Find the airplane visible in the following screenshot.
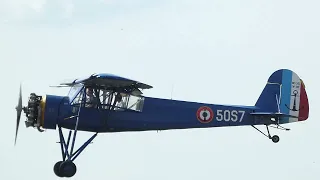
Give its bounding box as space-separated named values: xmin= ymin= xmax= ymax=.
xmin=14 ymin=69 xmax=309 ymax=178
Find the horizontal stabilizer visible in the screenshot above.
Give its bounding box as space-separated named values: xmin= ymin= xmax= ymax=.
xmin=250 ymin=112 xmax=299 ymax=118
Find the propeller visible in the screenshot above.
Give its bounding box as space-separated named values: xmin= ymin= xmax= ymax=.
xmin=15 ymin=83 xmax=23 ymax=146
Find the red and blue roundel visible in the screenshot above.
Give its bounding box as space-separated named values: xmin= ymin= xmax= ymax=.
xmin=196 ymin=106 xmax=214 ymax=123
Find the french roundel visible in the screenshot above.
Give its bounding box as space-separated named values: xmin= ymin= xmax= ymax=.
xmin=196 ymin=106 xmax=214 ymax=123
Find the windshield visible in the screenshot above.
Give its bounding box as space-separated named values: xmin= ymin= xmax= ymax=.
xmin=67 ymin=84 xmax=83 ymax=102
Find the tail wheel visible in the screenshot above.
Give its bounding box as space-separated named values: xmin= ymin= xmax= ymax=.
xmin=271 ymin=135 xmax=280 ymax=143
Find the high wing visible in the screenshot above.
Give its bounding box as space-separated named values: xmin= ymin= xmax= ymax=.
xmin=60 ymin=73 xmax=153 ymax=95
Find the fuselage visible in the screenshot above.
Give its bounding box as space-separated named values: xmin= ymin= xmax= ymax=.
xmin=21 ymin=69 xmax=309 ymax=134
xmin=39 ymin=94 xmax=263 ymax=133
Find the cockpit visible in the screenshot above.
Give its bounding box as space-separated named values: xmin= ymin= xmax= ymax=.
xmin=67 ymin=84 xmax=145 ymax=112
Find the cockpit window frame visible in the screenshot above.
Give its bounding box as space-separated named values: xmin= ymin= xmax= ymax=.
xmin=68 ymin=85 xmax=145 ymax=112
xmin=68 ymin=84 xmax=84 ymax=103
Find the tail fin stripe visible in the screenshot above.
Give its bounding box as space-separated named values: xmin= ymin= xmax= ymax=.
xmin=288 ymin=72 xmax=301 ymax=122
xmin=298 ymin=79 xmax=309 ymax=121
xmin=280 ymin=70 xmax=292 ymax=123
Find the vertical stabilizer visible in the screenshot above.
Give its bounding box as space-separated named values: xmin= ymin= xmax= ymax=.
xmin=255 ymin=69 xmax=309 ymax=124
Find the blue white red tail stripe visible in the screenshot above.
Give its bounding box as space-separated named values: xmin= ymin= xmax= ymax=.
xmin=255 ymin=69 xmax=309 ymax=124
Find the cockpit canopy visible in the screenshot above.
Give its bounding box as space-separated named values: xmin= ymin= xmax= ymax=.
xmin=67 ymin=84 xmax=145 ymax=112
xmin=64 ymin=73 xmax=152 ymax=112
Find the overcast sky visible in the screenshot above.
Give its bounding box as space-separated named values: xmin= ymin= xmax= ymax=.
xmin=1 ymin=0 xmax=319 ymax=179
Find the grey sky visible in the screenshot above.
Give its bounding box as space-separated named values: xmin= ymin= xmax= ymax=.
xmin=1 ymin=0 xmax=319 ymax=179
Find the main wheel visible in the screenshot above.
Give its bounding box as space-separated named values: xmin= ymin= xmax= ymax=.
xmin=59 ymin=161 xmax=77 ymax=178
xmin=271 ymin=135 xmax=280 ymax=143
xmin=53 ymin=161 xmax=64 ymax=177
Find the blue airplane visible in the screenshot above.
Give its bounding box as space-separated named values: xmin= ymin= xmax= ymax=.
xmin=14 ymin=69 xmax=309 ymax=178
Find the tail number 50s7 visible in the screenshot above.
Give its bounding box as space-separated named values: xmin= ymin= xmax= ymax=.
xmin=216 ymin=110 xmax=245 ymax=122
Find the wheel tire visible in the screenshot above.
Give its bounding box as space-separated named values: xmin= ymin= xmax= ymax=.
xmin=271 ymin=135 xmax=280 ymax=143
xmin=53 ymin=161 xmax=64 ymax=177
xmin=60 ymin=161 xmax=77 ymax=178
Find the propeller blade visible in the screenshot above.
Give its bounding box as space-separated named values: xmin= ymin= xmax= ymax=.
xmin=15 ymin=83 xmax=22 ymax=146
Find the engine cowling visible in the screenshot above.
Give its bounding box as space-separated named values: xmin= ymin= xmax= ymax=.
xmin=41 ymin=95 xmax=68 ymax=129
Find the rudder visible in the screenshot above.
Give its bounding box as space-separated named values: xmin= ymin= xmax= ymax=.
xmin=255 ymin=69 xmax=309 ymax=124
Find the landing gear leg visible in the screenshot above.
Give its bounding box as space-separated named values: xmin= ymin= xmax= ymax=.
xmin=251 ymin=125 xmax=281 ymax=143
xmin=54 ymin=91 xmax=98 ymax=178
xmin=54 ymin=126 xmax=98 ymax=178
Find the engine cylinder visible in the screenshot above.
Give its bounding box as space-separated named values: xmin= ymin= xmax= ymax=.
xmin=23 ymin=93 xmax=42 ymax=128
